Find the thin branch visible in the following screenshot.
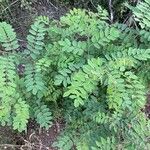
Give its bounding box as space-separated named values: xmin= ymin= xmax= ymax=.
xmin=90 ymin=0 xmax=97 ymax=9
xmin=0 ymin=0 xmax=19 ymax=15
xmin=108 ymin=0 xmax=114 ymax=24
xmin=47 ymin=0 xmax=58 ymax=10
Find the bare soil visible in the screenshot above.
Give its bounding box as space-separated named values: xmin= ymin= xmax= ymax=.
xmin=0 ymin=119 xmax=64 ymax=150
xmin=7 ymin=0 xmax=68 ymax=44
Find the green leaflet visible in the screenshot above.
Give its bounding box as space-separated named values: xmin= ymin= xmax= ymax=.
xmin=24 ymin=64 xmax=47 ymax=98
xmin=34 ymin=103 xmax=53 ymax=129
xmin=13 ymin=97 xmax=29 ymax=132
xmin=53 ymin=133 xmax=74 ymax=150
xmin=26 ymin=16 xmax=49 ymax=59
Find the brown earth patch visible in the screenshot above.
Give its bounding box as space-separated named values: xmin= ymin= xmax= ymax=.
xmin=0 ymin=119 xmax=64 ymax=150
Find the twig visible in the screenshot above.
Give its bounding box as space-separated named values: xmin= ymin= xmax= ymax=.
xmin=24 ymin=132 xmax=50 ymax=150
xmin=90 ymin=0 xmax=97 ymax=9
xmin=47 ymin=0 xmax=58 ymax=10
xmin=0 ymin=0 xmax=19 ymax=15
xmin=0 ymin=144 xmax=21 ymax=147
xmin=55 ymin=120 xmax=60 ymax=132
xmin=108 ymin=0 xmax=114 ymax=24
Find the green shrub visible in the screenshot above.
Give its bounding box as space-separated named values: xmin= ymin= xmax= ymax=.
xmin=0 ymin=16 xmax=53 ymax=132
xmin=49 ymin=4 xmax=150 ymax=149
xmin=0 ymin=1 xmax=150 ymax=149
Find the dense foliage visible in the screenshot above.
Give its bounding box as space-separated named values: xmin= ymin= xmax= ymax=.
xmin=0 ymin=0 xmax=150 ymax=149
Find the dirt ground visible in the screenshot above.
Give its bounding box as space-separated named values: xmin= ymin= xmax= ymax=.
xmin=6 ymin=0 xmax=68 ymax=45
xmin=0 ymin=119 xmax=64 ymax=150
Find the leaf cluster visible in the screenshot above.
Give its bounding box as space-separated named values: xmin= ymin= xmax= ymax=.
xmin=0 ymin=2 xmax=150 ymax=149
